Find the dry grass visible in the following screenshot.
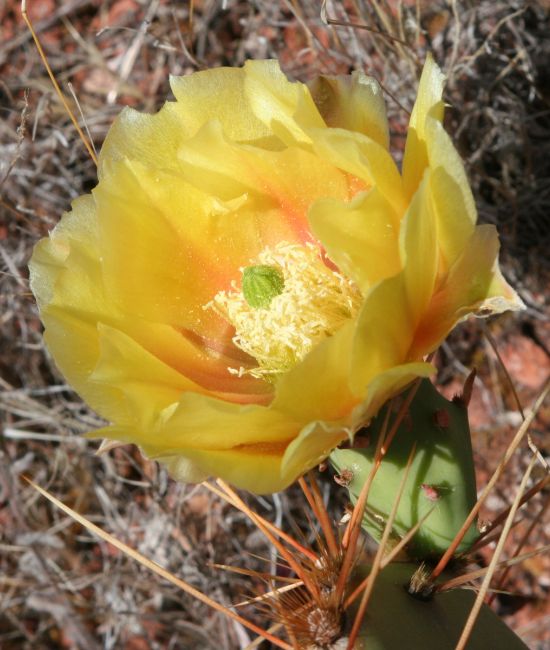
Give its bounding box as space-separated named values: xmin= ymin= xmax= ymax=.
xmin=1 ymin=1 xmax=549 ymax=648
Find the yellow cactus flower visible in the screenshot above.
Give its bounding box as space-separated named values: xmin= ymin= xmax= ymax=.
xmin=30 ymin=57 xmax=523 ymax=493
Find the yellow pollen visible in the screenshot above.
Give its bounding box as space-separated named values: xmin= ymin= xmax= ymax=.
xmin=209 ymin=242 xmax=362 ymax=379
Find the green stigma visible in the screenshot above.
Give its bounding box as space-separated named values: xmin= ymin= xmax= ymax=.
xmin=242 ymin=264 xmax=285 ymax=309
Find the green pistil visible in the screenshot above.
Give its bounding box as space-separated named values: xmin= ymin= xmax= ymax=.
xmin=242 ymin=264 xmax=285 ymax=309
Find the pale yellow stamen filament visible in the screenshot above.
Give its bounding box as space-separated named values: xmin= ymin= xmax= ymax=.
xmin=209 ymin=242 xmax=362 ymax=379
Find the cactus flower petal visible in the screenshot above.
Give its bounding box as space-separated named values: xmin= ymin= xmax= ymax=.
xmin=308 ymin=71 xmax=390 ymax=148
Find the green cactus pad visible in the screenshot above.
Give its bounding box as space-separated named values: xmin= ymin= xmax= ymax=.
xmin=331 ymin=379 xmax=479 ymax=558
xmin=348 ymin=563 xmax=528 ymax=650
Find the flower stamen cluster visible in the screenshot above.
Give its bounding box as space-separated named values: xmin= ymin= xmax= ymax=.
xmin=210 ymin=242 xmax=362 ymax=379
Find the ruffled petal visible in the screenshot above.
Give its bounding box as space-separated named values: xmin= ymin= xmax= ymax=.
xmin=244 ymin=59 xmax=325 ymax=146
xmin=399 ymin=171 xmax=438 ymax=324
xmin=100 ymin=64 xmax=284 ymax=175
xmin=352 ymin=362 xmax=435 ymax=425
xmin=94 ymin=431 xmax=293 ymax=495
xmin=170 ymin=65 xmax=278 ymax=145
xmin=103 ymin=392 xmax=299 ymax=452
xmin=338 ymin=172 xmax=441 ymax=413
xmin=32 ymin=182 xmax=268 ymax=404
xmin=90 ymin=324 xmax=192 ymax=427
xmin=99 ymin=103 xmax=192 ymax=176
xmin=39 ymin=309 xmax=130 ymax=425
xmin=155 ymin=454 xmax=209 ymax=485
xmin=281 ymin=421 xmax=348 ymax=487
xmin=90 ymin=324 xmax=264 ymax=428
xmin=273 ymin=320 xmax=357 ymax=422
xmin=425 ymin=117 xmax=476 ymax=271
xmin=30 ymin=195 xmax=104 ymax=313
xmin=411 ymin=225 xmax=525 ymax=357
xmin=94 ymin=394 xmax=302 ymax=493
xmin=308 ymin=187 xmax=400 ymax=292
xmin=29 ymin=196 xmax=130 ymax=424
xmin=122 ymin=321 xmax=270 ymax=401
xmin=308 ymin=72 xmax=389 ymax=148
xmin=350 ymin=273 xmax=415 ymax=396
xmin=177 ymin=120 xmax=350 ymax=242
xmin=160 ymin=447 xmax=286 ymax=494
xmin=307 ymin=128 xmax=407 ymax=215
xmin=94 ymin=158 xmax=248 ymax=338
xmin=408 ymin=54 xmax=446 ymax=134
xmin=402 ymin=53 xmax=445 ymax=197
